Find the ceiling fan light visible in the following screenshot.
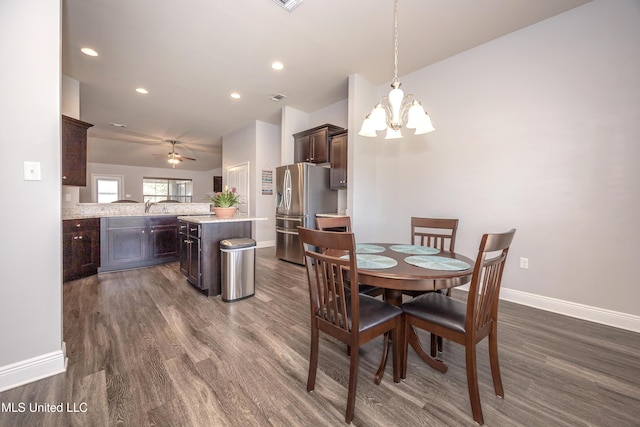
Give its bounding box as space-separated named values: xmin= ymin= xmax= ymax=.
xmin=168 ymin=157 xmax=180 ymax=165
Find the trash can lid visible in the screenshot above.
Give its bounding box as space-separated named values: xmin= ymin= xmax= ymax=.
xmin=220 ymin=238 xmax=256 ymax=249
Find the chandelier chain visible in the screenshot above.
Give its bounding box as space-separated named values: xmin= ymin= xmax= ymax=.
xmin=393 ymin=0 xmax=399 ymax=83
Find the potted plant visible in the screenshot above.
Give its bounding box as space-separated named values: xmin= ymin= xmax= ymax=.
xmin=210 ymin=186 xmax=240 ymax=218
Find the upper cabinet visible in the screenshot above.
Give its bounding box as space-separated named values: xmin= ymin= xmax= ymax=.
xmin=293 ymin=124 xmax=344 ymax=164
xmin=62 ymin=115 xmax=93 ymax=186
xmin=329 ymin=131 xmax=348 ymax=189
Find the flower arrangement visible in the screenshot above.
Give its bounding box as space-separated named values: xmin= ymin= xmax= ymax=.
xmin=211 ymin=185 xmax=240 ymax=208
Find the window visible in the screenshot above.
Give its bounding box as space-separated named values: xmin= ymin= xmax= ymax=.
xmin=92 ymin=174 xmax=124 ymax=203
xmin=143 ymin=177 xmax=193 ymax=203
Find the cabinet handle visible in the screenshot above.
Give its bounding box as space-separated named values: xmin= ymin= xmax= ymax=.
xmin=190 ymin=227 xmax=197 ymax=232
xmin=75 ymin=223 xmax=81 ymax=227
xmin=141 ymin=230 xmax=145 ymax=234
xmin=78 ymin=236 xmax=83 ymax=240
xmin=311 ymin=136 xmax=315 ymax=160
xmin=62 ymin=176 xmax=67 ymax=180
xmin=150 ymin=230 xmax=154 ymax=233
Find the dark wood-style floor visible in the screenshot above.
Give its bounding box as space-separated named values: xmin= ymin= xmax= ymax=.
xmin=1 ymin=247 xmax=639 ymax=426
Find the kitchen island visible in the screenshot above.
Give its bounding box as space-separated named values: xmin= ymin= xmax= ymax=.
xmin=177 ymin=215 xmax=267 ymax=296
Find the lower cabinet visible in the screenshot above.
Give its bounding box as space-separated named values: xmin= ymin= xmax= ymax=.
xmin=178 ymin=219 xmax=251 ymax=296
xmin=63 ymin=218 xmax=100 ymax=281
xmin=179 ymin=221 xmax=201 ymax=287
xmin=99 ymin=216 xmax=179 ymax=273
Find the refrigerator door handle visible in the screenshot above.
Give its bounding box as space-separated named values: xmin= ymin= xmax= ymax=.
xmin=276 ymin=215 xmax=303 ymax=222
xmin=284 ymin=169 xmax=292 ymax=211
xmin=276 ymin=227 xmax=299 ymax=235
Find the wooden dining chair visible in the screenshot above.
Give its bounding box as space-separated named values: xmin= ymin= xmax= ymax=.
xmin=401 ymin=229 xmax=516 ymax=425
xmin=298 ymin=227 xmax=402 ymax=424
xmin=411 ymin=216 xmax=459 ymax=254
xmin=316 ymin=216 xmax=383 ymax=298
xmin=409 ymin=217 xmax=460 ymax=354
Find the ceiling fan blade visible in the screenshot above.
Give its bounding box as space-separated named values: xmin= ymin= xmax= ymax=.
xmin=175 ymin=154 xmax=196 ymax=161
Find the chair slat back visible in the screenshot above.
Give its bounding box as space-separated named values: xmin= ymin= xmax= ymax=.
xmin=411 ymin=217 xmax=459 ymax=251
xmin=298 ymin=227 xmax=359 ymax=335
xmin=466 ymin=230 xmax=516 ymax=336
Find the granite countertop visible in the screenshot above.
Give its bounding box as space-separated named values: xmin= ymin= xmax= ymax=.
xmin=316 ymin=213 xmax=349 ymax=218
xmin=177 ymin=215 xmax=268 ymax=224
xmin=63 ymin=212 xmax=189 ymax=220
xmin=62 ymin=202 xmax=214 ymax=220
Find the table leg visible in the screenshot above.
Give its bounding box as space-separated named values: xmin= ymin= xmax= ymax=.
xmin=374 ymin=332 xmax=389 ymax=385
xmin=375 ymin=289 xmax=449 ymax=382
xmin=407 ymin=326 xmax=448 ymax=373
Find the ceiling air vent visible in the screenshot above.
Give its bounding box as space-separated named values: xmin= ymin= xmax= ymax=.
xmin=271 ymin=94 xmax=287 ymax=102
xmin=272 ymin=0 xmax=303 ymax=12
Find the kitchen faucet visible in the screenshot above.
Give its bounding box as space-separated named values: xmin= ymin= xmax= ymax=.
xmin=145 ymin=200 xmax=157 ymax=213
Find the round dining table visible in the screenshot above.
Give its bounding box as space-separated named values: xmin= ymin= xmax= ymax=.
xmin=352 ymin=243 xmax=475 ymax=381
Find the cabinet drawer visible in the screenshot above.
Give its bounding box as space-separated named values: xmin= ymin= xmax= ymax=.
xmin=187 ymin=223 xmax=201 ymax=238
xmin=106 ymin=217 xmax=147 ymax=229
xmin=63 ymin=217 xmax=100 ymax=233
xmin=149 ymin=216 xmax=178 ymax=227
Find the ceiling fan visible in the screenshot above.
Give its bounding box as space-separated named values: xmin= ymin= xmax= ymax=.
xmin=158 ymin=140 xmax=196 ymax=168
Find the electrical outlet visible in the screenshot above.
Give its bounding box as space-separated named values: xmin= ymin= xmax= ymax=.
xmin=520 ymin=257 xmax=529 ymax=269
xmin=24 ymin=161 xmax=41 ymax=181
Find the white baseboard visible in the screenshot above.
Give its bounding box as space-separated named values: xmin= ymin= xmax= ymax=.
xmin=498 ymin=287 xmax=640 ymax=333
xmin=256 ymin=240 xmax=275 ymax=248
xmin=0 ymin=346 xmax=67 ymax=393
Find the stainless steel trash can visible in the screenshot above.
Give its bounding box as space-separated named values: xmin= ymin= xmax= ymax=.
xmin=220 ymin=238 xmax=256 ymax=302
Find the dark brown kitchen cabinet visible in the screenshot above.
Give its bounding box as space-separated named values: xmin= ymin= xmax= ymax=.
xmin=330 ymin=131 xmax=348 ymax=189
xmin=99 ymin=216 xmax=179 ymax=273
xmin=179 ymin=221 xmax=201 ymax=286
xmin=63 ymin=218 xmax=100 ymax=281
xmin=61 ymin=115 xmax=92 ymax=187
xmin=149 ymin=217 xmax=180 ymax=259
xmin=293 ymin=124 xmax=344 ymax=164
xmin=178 ymin=219 xmax=251 ymax=296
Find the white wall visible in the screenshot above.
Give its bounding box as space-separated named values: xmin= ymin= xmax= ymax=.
xmin=255 ymin=122 xmax=281 ymax=246
xmin=223 ymin=121 xmax=281 ymax=246
xmin=61 ymin=76 xmax=81 ymax=208
xmin=349 ymin=0 xmax=640 ymax=328
xmin=0 ymin=0 xmax=66 ymax=390
xmin=280 ymin=106 xmax=308 ymax=165
xmin=79 ymin=163 xmax=221 ymax=203
xmin=309 ymin=99 xmax=348 ymax=130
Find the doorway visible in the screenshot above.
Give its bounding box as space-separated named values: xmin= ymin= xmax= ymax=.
xmin=227 ymin=162 xmax=250 ymax=215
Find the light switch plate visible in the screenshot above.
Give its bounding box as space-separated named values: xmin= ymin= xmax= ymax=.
xmin=24 ymin=161 xmax=42 ymax=181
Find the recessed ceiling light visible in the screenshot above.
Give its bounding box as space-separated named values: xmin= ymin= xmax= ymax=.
xmin=136 ymin=88 xmax=148 ymax=94
xmin=271 ymin=61 xmax=284 ymax=70
xmin=109 ymin=122 xmax=127 ymax=128
xmin=230 ymin=92 xmax=241 ymax=99
xmin=81 ymin=47 xmax=98 ymax=57
xmin=271 ymin=94 xmax=287 ymax=102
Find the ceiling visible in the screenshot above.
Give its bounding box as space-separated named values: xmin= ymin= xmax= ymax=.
xmin=62 ymin=0 xmax=591 ymax=171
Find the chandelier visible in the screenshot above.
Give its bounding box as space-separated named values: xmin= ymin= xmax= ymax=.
xmin=359 ymin=0 xmax=435 ymax=139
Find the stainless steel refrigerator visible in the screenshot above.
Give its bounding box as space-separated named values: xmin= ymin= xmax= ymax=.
xmin=275 ymin=163 xmax=337 ymax=264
